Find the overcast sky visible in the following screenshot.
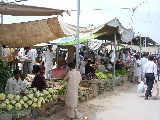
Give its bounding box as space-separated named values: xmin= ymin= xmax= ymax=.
xmin=3 ymin=0 xmax=160 ymax=44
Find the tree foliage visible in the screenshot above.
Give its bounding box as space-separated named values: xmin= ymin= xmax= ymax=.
xmin=0 ymin=59 xmax=13 ymax=93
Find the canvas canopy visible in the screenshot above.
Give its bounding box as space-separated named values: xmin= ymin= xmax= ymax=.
xmin=0 ymin=2 xmax=65 ymax=16
xmin=0 ymin=17 xmax=68 ymax=47
xmin=0 ymin=2 xmax=132 ymax=47
xmin=0 ymin=17 xmax=118 ymax=47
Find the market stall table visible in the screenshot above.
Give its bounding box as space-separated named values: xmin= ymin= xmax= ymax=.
xmin=8 ymin=60 xmax=32 ymax=74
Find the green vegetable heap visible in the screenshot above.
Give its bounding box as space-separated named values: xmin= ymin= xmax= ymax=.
xmin=95 ymin=72 xmax=113 ymax=79
xmin=56 ymin=86 xmax=66 ymax=95
xmin=115 ymin=70 xmax=130 ymax=76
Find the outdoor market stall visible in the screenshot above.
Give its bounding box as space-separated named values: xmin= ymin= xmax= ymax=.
xmin=0 ymin=2 xmax=134 ymax=119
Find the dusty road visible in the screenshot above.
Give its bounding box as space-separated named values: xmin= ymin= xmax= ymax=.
xmin=93 ymin=81 xmax=160 ymax=120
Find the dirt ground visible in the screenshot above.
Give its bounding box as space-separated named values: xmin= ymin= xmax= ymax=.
xmin=40 ymin=80 xmax=135 ymax=120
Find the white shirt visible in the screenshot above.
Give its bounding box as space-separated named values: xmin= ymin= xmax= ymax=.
xmin=26 ymin=50 xmax=33 ymax=62
xmin=134 ymin=59 xmax=141 ymax=76
xmin=141 ymin=57 xmax=148 ymax=74
xmin=2 ymin=48 xmax=10 ymax=56
xmin=5 ymin=77 xmax=26 ymax=95
xmin=42 ymin=49 xmax=56 ymax=62
xmin=18 ymin=48 xmax=25 ymax=57
xmin=31 ymin=49 xmax=37 ymax=62
xmin=143 ymin=60 xmax=157 ymax=79
xmin=42 ymin=49 xmax=56 ymax=71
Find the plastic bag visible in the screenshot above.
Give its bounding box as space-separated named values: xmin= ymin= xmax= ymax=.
xmin=137 ymin=81 xmax=145 ymax=93
xmin=152 ymin=81 xmax=159 ymax=97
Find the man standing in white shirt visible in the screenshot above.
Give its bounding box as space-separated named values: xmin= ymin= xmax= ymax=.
xmin=25 ymin=47 xmax=34 ymax=74
xmin=143 ymin=56 xmax=157 ymax=100
xmin=133 ymin=55 xmax=141 ymax=84
xmin=42 ymin=45 xmax=56 ymax=80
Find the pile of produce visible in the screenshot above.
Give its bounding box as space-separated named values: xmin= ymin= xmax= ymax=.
xmin=0 ymin=88 xmax=58 ymax=113
xmin=115 ymin=70 xmax=130 ymax=76
xmin=82 ymin=73 xmax=98 ymax=80
xmin=80 ymin=81 xmax=91 ymax=87
xmin=95 ymin=72 xmax=113 ymax=79
xmin=56 ymin=86 xmax=66 ymax=95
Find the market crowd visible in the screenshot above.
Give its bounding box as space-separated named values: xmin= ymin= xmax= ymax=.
xmin=1 ymin=45 xmax=160 ymax=119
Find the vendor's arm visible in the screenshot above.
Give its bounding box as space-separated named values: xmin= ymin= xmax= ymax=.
xmin=42 ymin=78 xmax=47 ymax=88
xmin=103 ymin=66 xmax=109 ymax=73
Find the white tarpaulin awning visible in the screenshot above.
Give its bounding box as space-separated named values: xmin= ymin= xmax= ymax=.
xmin=88 ymin=40 xmax=102 ymax=50
xmin=96 ymin=18 xmax=134 ymax=43
xmin=0 ymin=2 xmax=65 ymax=16
xmin=107 ymin=18 xmax=134 ymax=43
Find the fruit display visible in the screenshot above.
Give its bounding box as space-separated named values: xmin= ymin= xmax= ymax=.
xmin=82 ymin=73 xmax=98 ymax=80
xmin=95 ymin=72 xmax=113 ymax=79
xmin=115 ymin=70 xmax=130 ymax=76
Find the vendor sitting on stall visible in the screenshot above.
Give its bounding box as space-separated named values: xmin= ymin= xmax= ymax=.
xmin=95 ymin=61 xmax=109 ymax=73
xmin=5 ymin=69 xmax=26 ymax=95
xmin=115 ymin=60 xmax=122 ymax=70
xmin=85 ymin=60 xmax=95 ymax=74
xmin=31 ymin=66 xmax=47 ymax=91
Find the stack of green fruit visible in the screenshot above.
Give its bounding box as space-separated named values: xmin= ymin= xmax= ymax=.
xmin=95 ymin=72 xmax=113 ymax=79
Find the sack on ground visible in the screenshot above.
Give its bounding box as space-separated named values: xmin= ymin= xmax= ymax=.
xmin=137 ymin=81 xmax=145 ymax=93
xmin=152 ymin=81 xmax=159 ymax=97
